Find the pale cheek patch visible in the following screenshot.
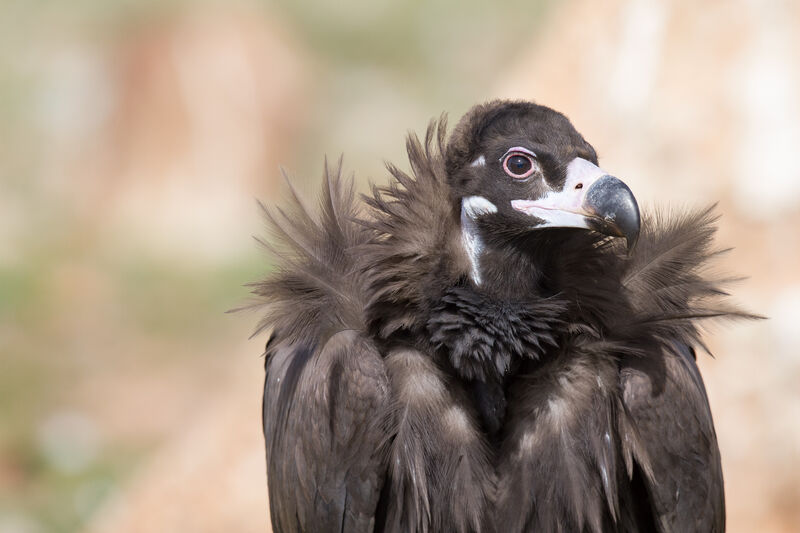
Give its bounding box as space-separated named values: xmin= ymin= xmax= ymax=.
xmin=470 ymin=155 xmax=486 ymax=167
xmin=462 ymin=195 xmax=497 ymax=218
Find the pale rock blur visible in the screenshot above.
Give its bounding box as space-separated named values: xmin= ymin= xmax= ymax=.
xmin=40 ymin=6 xmax=307 ymax=262
xmin=84 ymin=360 xmax=269 ymax=533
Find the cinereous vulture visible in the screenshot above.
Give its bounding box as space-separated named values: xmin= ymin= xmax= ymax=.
xmin=248 ymin=100 xmax=753 ymax=532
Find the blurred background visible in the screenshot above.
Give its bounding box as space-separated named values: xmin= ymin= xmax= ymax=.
xmin=1 ymin=0 xmax=798 ymax=531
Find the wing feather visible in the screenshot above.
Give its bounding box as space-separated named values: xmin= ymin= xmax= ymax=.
xmin=263 ymin=330 xmax=391 ymax=532
xmin=251 ymin=162 xmax=390 ymax=532
xmin=618 ymin=342 xmax=725 ymax=532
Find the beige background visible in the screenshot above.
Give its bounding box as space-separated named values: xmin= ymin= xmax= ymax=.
xmin=0 ymin=1 xmax=797 ymax=532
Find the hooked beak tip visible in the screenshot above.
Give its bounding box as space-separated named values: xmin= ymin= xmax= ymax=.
xmin=583 ymin=175 xmax=641 ymax=249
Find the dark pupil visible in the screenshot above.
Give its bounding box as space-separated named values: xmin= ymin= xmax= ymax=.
xmin=508 ymin=155 xmax=531 ymax=175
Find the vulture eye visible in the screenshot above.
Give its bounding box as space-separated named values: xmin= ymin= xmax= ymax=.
xmin=502 ymin=152 xmax=536 ymax=179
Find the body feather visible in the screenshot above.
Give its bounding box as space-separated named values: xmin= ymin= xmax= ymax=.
xmin=249 ymin=106 xmax=752 ymax=532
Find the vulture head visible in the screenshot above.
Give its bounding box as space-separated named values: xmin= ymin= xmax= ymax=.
xmin=445 ymin=101 xmax=641 ymax=284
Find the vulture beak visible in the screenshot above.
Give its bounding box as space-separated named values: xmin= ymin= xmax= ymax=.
xmin=511 ymin=157 xmax=641 ymax=249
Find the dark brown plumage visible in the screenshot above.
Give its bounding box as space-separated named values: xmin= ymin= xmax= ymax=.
xmin=248 ymin=100 xmax=753 ymax=532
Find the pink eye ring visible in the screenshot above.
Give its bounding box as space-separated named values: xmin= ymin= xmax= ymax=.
xmin=502 ymin=152 xmax=536 ymax=179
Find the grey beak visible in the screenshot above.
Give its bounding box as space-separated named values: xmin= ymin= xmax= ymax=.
xmin=583 ymin=175 xmax=641 ymax=250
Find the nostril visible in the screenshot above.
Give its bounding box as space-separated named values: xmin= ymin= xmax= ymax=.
xmin=575 ymin=183 xmax=583 ymax=190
